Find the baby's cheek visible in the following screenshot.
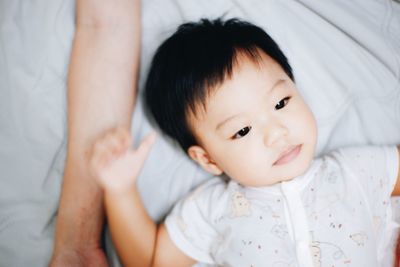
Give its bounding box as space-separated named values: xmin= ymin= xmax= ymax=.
xmin=225 ymin=158 xmax=253 ymax=183
xmin=294 ymin=106 xmax=317 ymax=138
xmin=306 ymin=111 xmax=318 ymax=142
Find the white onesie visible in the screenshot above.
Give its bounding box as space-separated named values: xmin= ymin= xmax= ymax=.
xmin=165 ymin=146 xmax=399 ymax=267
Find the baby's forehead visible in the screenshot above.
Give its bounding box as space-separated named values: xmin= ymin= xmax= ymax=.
xmin=186 ymin=51 xmax=286 ymax=126
xmin=202 ymin=54 xmax=281 ymax=100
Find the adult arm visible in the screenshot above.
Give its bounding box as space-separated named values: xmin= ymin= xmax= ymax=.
xmin=50 ymin=0 xmax=141 ymax=266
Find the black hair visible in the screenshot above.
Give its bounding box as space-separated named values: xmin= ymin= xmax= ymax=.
xmin=144 ymin=18 xmax=294 ymax=152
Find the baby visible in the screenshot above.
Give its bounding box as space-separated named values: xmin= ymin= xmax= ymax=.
xmin=90 ymin=19 xmax=400 ymax=267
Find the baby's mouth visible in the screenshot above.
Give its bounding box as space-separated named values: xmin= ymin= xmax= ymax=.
xmin=273 ymin=145 xmax=302 ymax=166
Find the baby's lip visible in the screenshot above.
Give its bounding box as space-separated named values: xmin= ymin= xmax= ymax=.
xmin=273 ymin=145 xmax=302 ymax=166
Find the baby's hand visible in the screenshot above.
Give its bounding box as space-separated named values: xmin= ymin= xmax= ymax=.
xmin=90 ymin=127 xmax=156 ymax=193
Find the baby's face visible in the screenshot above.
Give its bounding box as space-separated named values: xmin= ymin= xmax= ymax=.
xmin=188 ymin=52 xmax=317 ymax=187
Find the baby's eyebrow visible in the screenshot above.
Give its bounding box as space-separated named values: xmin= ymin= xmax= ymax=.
xmin=215 ymin=79 xmax=285 ymax=131
xmin=216 ymin=113 xmax=241 ymax=131
xmin=268 ymin=79 xmax=285 ymax=94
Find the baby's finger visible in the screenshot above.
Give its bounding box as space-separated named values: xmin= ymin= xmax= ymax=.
xmin=113 ymin=127 xmax=133 ymax=153
xmin=134 ymin=132 xmax=157 ymax=164
xmin=89 ymin=144 xmax=108 ymax=180
xmin=103 ymin=132 xmax=124 ymax=155
xmin=91 ymin=140 xmax=112 ymax=171
xmin=91 ymin=139 xmax=108 ymax=161
xmin=96 ymin=132 xmax=124 ymax=163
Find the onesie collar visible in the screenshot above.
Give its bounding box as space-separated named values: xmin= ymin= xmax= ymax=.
xmin=245 ymin=158 xmax=322 ymax=197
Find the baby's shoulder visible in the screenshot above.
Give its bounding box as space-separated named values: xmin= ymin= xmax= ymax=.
xmin=319 ymin=145 xmax=396 ymax=167
xmin=172 ymin=176 xmax=237 ymax=222
xmin=312 ymin=145 xmax=397 ymax=186
xmin=182 ymin=176 xmax=232 ymax=206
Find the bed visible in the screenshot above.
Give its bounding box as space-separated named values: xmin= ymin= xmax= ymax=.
xmin=0 ymin=0 xmax=399 ymax=266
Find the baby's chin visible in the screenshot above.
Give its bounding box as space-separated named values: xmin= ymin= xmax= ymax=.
xmin=233 ymin=174 xmax=294 ymax=188
xmin=263 ymin=175 xmax=297 ymax=187
xmin=227 ymin=147 xmax=315 ymax=187
xmin=247 ymin=173 xmax=305 ymax=187
xmin=279 ymin=161 xmax=313 ymax=182
xmin=275 ymin=145 xmax=314 ymax=178
xmin=261 ymin=160 xmax=313 ymax=186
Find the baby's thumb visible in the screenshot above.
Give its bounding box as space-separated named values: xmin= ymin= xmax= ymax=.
xmin=134 ymin=131 xmax=157 ymax=164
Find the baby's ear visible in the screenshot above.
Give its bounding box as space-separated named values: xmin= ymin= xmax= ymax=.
xmin=187 ymin=145 xmax=223 ymax=176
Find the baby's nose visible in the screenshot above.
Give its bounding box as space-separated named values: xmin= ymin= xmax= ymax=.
xmin=263 ymin=123 xmax=288 ymax=147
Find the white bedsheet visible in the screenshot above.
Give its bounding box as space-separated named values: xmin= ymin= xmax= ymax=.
xmin=0 ymin=0 xmax=399 ymax=266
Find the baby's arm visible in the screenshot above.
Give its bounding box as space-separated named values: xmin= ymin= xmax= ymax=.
xmin=90 ymin=128 xmax=196 ymax=267
xmin=391 ymin=146 xmax=400 ymax=196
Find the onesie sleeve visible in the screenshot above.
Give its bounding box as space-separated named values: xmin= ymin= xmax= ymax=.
xmin=164 ymin=177 xmax=228 ymax=264
xmin=337 ymin=145 xmax=399 ymax=215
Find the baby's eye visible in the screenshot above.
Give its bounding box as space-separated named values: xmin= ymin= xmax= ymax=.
xmin=232 ymin=126 xmax=252 ymax=139
xmin=275 ymin=96 xmax=291 ymax=110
